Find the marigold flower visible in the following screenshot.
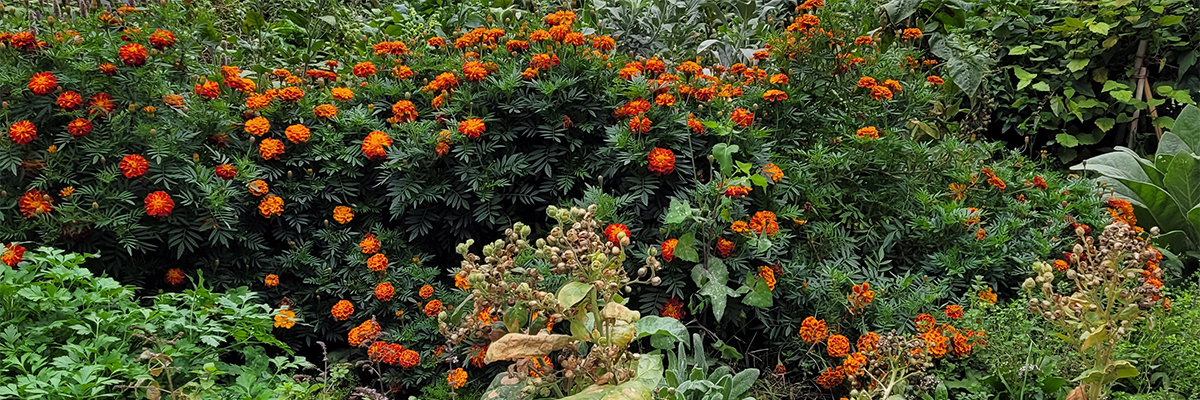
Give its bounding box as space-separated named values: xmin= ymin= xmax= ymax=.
xmin=713 ymin=238 xmax=734 ymax=258
xmin=325 ymin=88 xmax=353 ymax=102
xmin=243 ymin=117 xmax=270 ymax=136
xmin=248 ymin=180 xmax=269 ymax=196
xmin=408 ymin=284 xmax=431 ymax=300
xmin=313 ymin=104 xmax=338 ymax=119
xmin=17 ymin=189 xmax=53 ymax=219
xmin=120 ymin=154 xmax=149 ymax=179
xmin=629 ymin=116 xmax=652 ymax=133
xmin=2 ymin=243 xmax=27 ymax=267
xmin=348 ymin=319 xmax=379 ymax=346
xmin=391 ymin=65 xmax=414 ymax=80
xmin=455 ymin=270 xmax=470 ymax=289
xmin=724 ymin=185 xmax=751 ymax=198
xmin=731 ymin=108 xmax=754 ymax=127
xmin=9 ymin=32 xmax=37 ymax=50
xmin=676 ymin=61 xmax=702 ymax=75
xmin=647 ymin=148 xmax=676 ymax=175
xmin=387 ymin=100 xmax=418 ymax=123
xmin=368 ymin=253 xmax=388 ymax=272
xmin=361 ymin=130 xmax=393 ymax=161
xmin=762 ymin=163 xmax=783 ymax=182
xmin=258 ymin=273 xmax=278 ymax=287
xmin=849 ymin=282 xmax=875 ymax=309
xmin=423 ymin=72 xmax=460 ymax=92
xmin=8 ymin=120 xmax=37 ymax=145
xmin=520 ymin=67 xmax=539 ymax=80
xmin=195 ymin=80 xmax=220 ymax=99
xmin=215 ymin=164 xmax=237 ymax=180
xmin=857 ymin=332 xmax=880 ymax=352
xmin=762 ymin=89 xmax=788 ymax=102
xmin=604 ymin=223 xmax=631 ymax=244
xmin=360 ymin=233 xmax=381 ymax=253
xmin=397 ymin=349 xmax=420 ymax=368
xmin=882 ymin=79 xmax=902 ymax=93
xmin=348 ymin=61 xmax=376 ymax=78
xmin=1053 ymin=259 xmax=1069 ymax=271
xmin=757 ymin=266 xmax=776 ymax=291
xmin=951 ymin=332 xmax=973 ymax=356
xmin=915 ymin=313 xmax=937 ymax=332
xmin=268 ymin=307 xmax=295 ymax=329
xmin=901 ymin=28 xmax=923 ymax=39
xmin=654 ymin=93 xmax=676 ymax=107
xmin=978 ymin=287 xmax=998 ymax=305
xmin=926 ymin=75 xmax=946 ymax=85
xmin=815 ymin=366 xmax=844 ymax=389
xmin=460 ymin=60 xmax=488 ymax=82
xmin=592 ymin=36 xmax=616 ymax=51
xmin=148 ymin=29 xmax=176 ymax=49
xmin=975 ymin=228 xmax=987 ymax=241
xmin=944 ymin=304 xmax=964 ymax=319
xmin=58 ymin=186 xmax=74 ymax=198
xmin=331 ymin=300 xmax=354 ymax=320
xmin=854 ymin=35 xmax=874 ymax=45
xmin=459 ymin=118 xmax=486 ymax=138
xmin=375 ymin=282 xmax=395 ymax=301
xmin=655 ymin=296 xmax=686 ymax=320
xmin=448 ymin=368 xmax=468 ymax=389
xmin=687 ymin=117 xmax=706 ymax=134
xmin=424 ymin=299 xmax=442 ymax=316
xmin=749 ymin=211 xmax=779 ymax=235
xmin=87 ymin=93 xmax=117 ymax=117
xmin=258 ymin=195 xmax=284 ymax=218
xmin=28 ymin=72 xmax=58 ymax=96
xmin=800 ymin=316 xmax=828 ymax=343
xmin=55 ymin=91 xmax=83 ymax=111
xmin=278 ymin=86 xmax=304 ymax=102
xmin=99 ymin=62 xmax=119 ymax=75
xmin=731 ymin=221 xmax=750 ymax=233
xmin=326 ymin=205 xmax=353 ymax=224
xmin=118 ymin=43 xmax=147 ymax=66
xmin=529 ymin=29 xmax=551 ymax=41
xmin=659 ymin=239 xmax=679 ymax=262
xmin=869 ymin=85 xmax=893 ymax=101
xmin=259 ymin=138 xmax=285 ymax=160
xmin=165 ymin=268 xmax=186 ymax=285
xmin=925 ymin=330 xmax=949 ymax=358
xmin=826 ymin=334 xmax=850 ymax=357
xmin=427 ymin=36 xmax=446 ymax=47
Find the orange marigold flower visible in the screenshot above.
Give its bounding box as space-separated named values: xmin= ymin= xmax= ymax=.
xmin=975 ymin=228 xmax=986 ymax=241
xmin=59 ymin=187 xmax=74 ymax=198
xmin=244 ymin=117 xmax=270 ymax=136
xmin=424 ymin=299 xmax=442 ymax=316
xmin=362 ymin=131 xmax=393 ymax=161
xmin=724 ymin=185 xmax=751 ymax=198
xmin=629 ymin=116 xmax=652 ymax=133
xmin=215 ymin=164 xmax=237 ymax=180
xmin=455 ymin=270 xmax=470 ymax=289
xmin=331 ymin=300 xmax=354 ymax=320
xmin=901 ymin=28 xmax=923 ymax=39
xmin=849 ymin=282 xmax=875 ymax=309
xmin=88 ymin=93 xmax=117 ymax=116
xmin=763 ymin=89 xmax=787 ymax=102
xmin=563 ymin=32 xmax=586 ymax=46
xmin=869 ymin=85 xmax=893 ymax=101
xmin=118 ymin=43 xmax=147 ymax=66
xmin=18 ymin=190 xmax=53 ymax=218
xmin=360 ymin=233 xmax=381 ymax=253
xmin=332 ymin=206 xmax=354 ymax=224
xmin=278 ymin=86 xmax=304 ymax=102
xmin=375 ymin=282 xmax=395 ymax=301
xmin=462 ymin=61 xmax=488 ymax=81
xmin=857 ymin=332 xmax=880 ymax=352
xmin=716 ymin=238 xmax=735 ymax=258
xmin=855 ymin=35 xmax=874 ymax=45
xmin=655 ymin=93 xmax=676 ymax=107
xmin=749 ymin=211 xmax=779 ymax=235
xmin=148 ymin=29 xmax=176 ymax=49
xmin=815 ymin=366 xmax=844 ymax=389
xmin=165 ymin=268 xmax=186 ymax=285
xmin=925 ymin=330 xmax=949 ymax=358
xmin=57 ymin=91 xmax=83 ymax=110
xmin=852 ymin=126 xmax=879 ymax=139
xmin=548 ymin=25 xmax=571 ymax=42
xmin=392 ymin=65 xmax=414 ymax=80
xmin=398 ymin=349 xmax=420 ymax=368
xmin=459 ymin=118 xmax=486 ymax=138
xmin=676 ymin=61 xmax=702 ymax=75
xmin=28 ymin=72 xmax=58 ymax=95
xmin=9 ymin=32 xmax=37 ymax=50
xmin=757 ymin=266 xmax=776 ymax=291
xmin=2 ymin=243 xmax=27 ymax=267
xmin=447 ymin=368 xmax=468 ymax=389
xmin=245 ymin=94 xmax=272 ymax=110
xmin=313 ymin=104 xmax=338 ymax=119
xmin=259 ymin=138 xmax=285 ymax=160
xmin=857 ymin=76 xmax=877 ymax=88
xmin=762 ymin=163 xmax=783 ymax=182
xmin=731 ymin=221 xmax=750 ymax=233
xmin=505 ymin=39 xmax=530 ymax=53
xmin=248 ymin=180 xmax=269 ymax=196
xmin=414 ymin=284 xmax=433 ymax=299
xmin=1053 ymin=259 xmax=1069 ymax=271
xmin=843 ymin=352 xmax=867 ymax=375
xmin=645 ymin=58 xmax=666 ymax=74
xmin=799 ymin=316 xmax=828 ymax=343
xmin=520 ymin=67 xmax=539 ymax=80
xmin=827 ymin=334 xmax=850 ymax=357
xmin=328 ymin=87 xmax=354 ymax=101
xmin=978 ymin=287 xmax=997 ymax=305
xmin=592 ymin=36 xmax=616 ymax=51
xmin=658 ymin=296 xmax=686 ymax=320
xmin=647 ymin=148 xmax=675 ymax=175
xmin=604 ymin=223 xmax=631 ymax=244
xmin=351 ymin=62 xmax=376 ymax=78
xmin=258 ymin=195 xmax=284 ymax=218
xmin=264 ymin=274 xmax=279 ymax=287
xmin=927 ymin=75 xmax=945 ymax=85
xmin=769 ymin=73 xmax=789 ymax=85
xmin=195 ymin=80 xmax=220 ymax=99
xmin=368 ymin=253 xmax=388 ymax=272
xmin=661 ymin=239 xmax=678 ymax=262
xmin=8 ymin=120 xmax=37 ymax=145
xmin=915 ymin=313 xmax=937 ymax=332
xmin=283 ymin=124 xmax=310 ymax=143
xmin=987 ymin=175 xmax=1006 ymax=191
xmin=391 ymin=100 xmax=418 ymax=123
xmin=348 ymin=319 xmax=380 ymax=346
xmin=427 ymin=36 xmax=446 ymax=47
xmin=731 ymin=108 xmax=754 ymax=127
xmin=688 ymin=117 xmax=706 ymax=134
xmin=882 ymin=79 xmax=902 ymax=93
xmin=945 ymin=304 xmax=964 ymax=319
xmin=119 ymin=154 xmax=149 ymax=179
xmin=952 ymin=332 xmax=973 ymax=356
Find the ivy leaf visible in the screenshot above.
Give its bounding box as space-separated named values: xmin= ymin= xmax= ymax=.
xmin=674 ymin=232 xmax=700 ymax=263
xmin=741 ymin=273 xmax=773 ymax=308
xmin=1014 ymin=67 xmax=1037 ymax=90
xmin=664 ymin=199 xmax=694 ymax=225
xmin=691 ymin=259 xmax=739 ymax=321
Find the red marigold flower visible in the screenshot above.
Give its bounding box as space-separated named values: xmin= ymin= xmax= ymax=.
xmin=763 ymin=89 xmax=787 ymax=102
xmin=731 ymin=108 xmax=754 ymax=127
xmin=333 ymin=206 xmax=354 ymax=224
xmin=278 ymin=86 xmax=304 ymax=102
xmin=331 ymin=300 xmax=354 ymax=320
xmin=915 ymin=313 xmax=937 ymax=332
xmin=459 ymin=118 xmax=486 ymax=138
xmin=28 ymin=72 xmax=58 ymax=95
xmin=724 ymin=185 xmax=751 ymax=198
xmin=352 ymin=61 xmax=376 ymax=78
xmin=944 ymin=304 xmax=964 ymax=319
xmin=264 ymin=274 xmax=279 ymax=287
xmin=367 ymin=253 xmax=388 ymax=272
xmin=857 ymin=332 xmax=880 ymax=352
xmin=800 ymin=316 xmax=828 ymax=343
xmin=769 ymin=73 xmax=789 ymax=84
xmin=869 ymin=85 xmax=893 ymax=101
xmin=660 ymin=297 xmax=685 ymax=319
xmin=119 ymin=154 xmax=149 ymax=179
xmin=927 ymin=75 xmax=945 ymax=85
xmin=390 ymin=100 xmax=418 ymax=123
xmin=67 ymin=118 xmax=93 ymax=137
xmin=165 ymin=268 xmax=186 ymax=285
xmin=360 ymin=233 xmax=381 ymax=253
xmin=2 ymin=243 xmax=26 ymax=267
xmin=362 ymin=131 xmax=393 ymax=161
xmin=17 ymin=190 xmax=53 ymax=218
xmin=415 ymin=284 xmax=433 ymax=299
xmin=749 ymin=211 xmax=779 ymax=235
xmin=423 ymin=299 xmax=442 ymax=316
xmin=592 ymin=35 xmax=616 ymax=51
xmin=56 ymin=91 xmax=83 ymax=110
xmin=687 ymin=117 xmax=706 ymax=134
xmin=827 ymin=335 xmax=850 ymax=357
xmin=647 ymin=148 xmax=675 ymax=175
xmin=901 ymin=28 xmax=923 ymax=39
xmin=144 ymin=191 xmax=175 ymax=217
xmin=629 ymin=116 xmax=652 ymax=133
xmin=88 ymin=93 xmax=117 ymax=117
xmin=604 ymin=223 xmax=631 ymax=245
xmin=398 ymin=349 xmax=420 ymax=368
xmin=1032 ymin=176 xmax=1048 ymax=189
xmin=258 ymin=195 xmax=284 ymax=218
xmin=462 ymin=61 xmax=488 ymax=82
xmin=258 ymin=138 xmax=284 ymax=160
xmin=816 ymin=366 xmax=844 ymax=389
xmin=375 ymin=282 xmax=395 ymax=301
xmin=8 ymin=120 xmax=37 ymax=145
xmin=244 ymin=117 xmax=270 ymax=136
xmin=716 ymin=238 xmax=734 ymax=258
xmin=195 ymin=80 xmax=220 ymax=99
xmin=313 ymin=104 xmax=337 ymax=119
xmin=661 ymin=239 xmax=679 ymax=262
xmin=118 ymin=43 xmax=147 ymax=66
xmin=148 ymin=29 xmax=176 ymax=49
xmin=855 ymin=35 xmax=874 ymax=45
xmin=643 ymin=58 xmax=666 ymax=74
xmin=655 ymin=93 xmax=675 ymax=107
xmin=856 ymin=126 xmax=880 ymax=139
xmin=215 ymin=164 xmax=237 ymax=180
xmin=9 ymin=32 xmax=37 ymax=50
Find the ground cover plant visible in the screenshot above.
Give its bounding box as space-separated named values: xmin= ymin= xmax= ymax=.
xmin=0 ymin=0 xmax=1196 ymax=399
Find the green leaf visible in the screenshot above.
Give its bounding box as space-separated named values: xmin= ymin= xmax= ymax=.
xmin=1067 ymin=59 xmax=1090 ymax=72
xmin=1157 ymin=132 xmax=1191 ymax=157
xmin=881 ymin=0 xmax=921 ymax=23
xmin=664 ymin=199 xmax=695 ymax=225
xmin=1162 ymin=153 xmax=1200 ymax=209
xmin=674 ymin=232 xmax=700 ymax=263
xmin=557 ymin=282 xmax=593 ymax=308
xmin=1169 ymin=105 xmax=1200 ymax=153
xmin=1080 ymin=327 xmax=1108 ymax=352
xmin=635 ymin=316 xmax=689 ymax=349
xmin=1032 ymin=81 xmax=1051 ymax=91
xmin=692 ymin=259 xmax=739 ymax=321
xmin=1095 ymin=118 xmax=1116 ymax=132
xmin=1112 ymin=90 xmax=1134 ymax=102
xmin=1014 ymin=66 xmax=1036 ymax=90
xmin=741 ymin=273 xmax=774 ymax=308
xmin=1056 ymin=133 xmax=1081 ymax=148
xmin=712 ymin=144 xmax=739 ymax=178
xmin=1089 ymin=22 xmax=1110 ymax=35
xmin=316 ymin=15 xmax=338 ymax=27
xmin=1009 ymin=46 xmax=1030 ymax=55
xmin=1103 ymin=80 xmax=1129 ymax=92
xmin=1159 ymin=15 xmax=1184 ymax=25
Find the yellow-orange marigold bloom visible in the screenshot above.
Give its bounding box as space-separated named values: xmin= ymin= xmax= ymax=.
xmin=397 ymin=349 xmax=420 ymax=368
xmin=375 ymin=282 xmax=395 ymax=301
xmin=265 ymin=274 xmax=279 ymax=287
xmin=462 ymin=61 xmax=488 ymax=82
xmin=762 ymin=163 xmax=783 ymax=182
xmin=629 ymin=116 xmax=652 ymax=133
xmin=731 ymin=108 xmax=754 ymax=127
xmin=849 ymin=282 xmax=875 ymax=309
xmin=843 ymin=352 xmax=867 ymax=375
xmin=248 ymin=180 xmax=269 ymax=196
xmin=901 ymin=28 xmax=923 ymax=39
xmin=459 ymin=118 xmax=486 ymax=138
xmin=118 ymin=43 xmax=147 ymax=66
xmin=352 ymin=62 xmax=377 ymax=77
xmin=447 ymin=368 xmax=468 ymax=389
xmin=661 ymin=239 xmax=679 ymax=262
xmin=313 ymin=104 xmax=338 ymax=119
xmin=368 ymin=253 xmax=388 ymax=272
xmin=246 ymin=94 xmax=272 ymax=110
xmin=57 ymin=91 xmax=83 ymax=110
xmin=647 ymin=148 xmax=675 ymax=175
xmin=259 ymin=138 xmax=285 ymax=160
xmin=424 ymin=299 xmax=442 ymax=316
xmin=274 ymin=308 xmax=296 ymax=329
xmin=362 ymin=131 xmax=393 ymax=161
xmin=59 ymin=187 xmax=75 ymax=198
xmin=978 ymin=287 xmax=997 ymax=305
xmin=655 ymin=93 xmax=676 ymax=107
xmin=927 ymin=75 xmax=945 ymax=85
xmin=688 ymin=117 xmax=706 ymax=134
xmin=195 ymin=80 xmax=220 ymax=99
xmin=331 ymin=300 xmax=354 ymax=320
xmin=592 ymin=36 xmax=616 ymax=51
xmin=869 ymin=85 xmax=893 ymax=101
xmin=944 ymin=304 xmax=964 ymax=319
xmin=769 ymin=74 xmax=789 ymax=84
xmin=331 ymin=87 xmax=354 ymax=101
xmin=258 ymin=195 xmax=284 ymax=218
xmin=285 ymin=124 xmax=310 ymax=143
xmin=749 ymin=211 xmax=779 ymax=235
xmin=883 ymin=79 xmax=902 ymax=93
xmin=799 ymin=316 xmax=828 ymax=343
xmin=1053 ymin=259 xmax=1069 ymax=271
xmin=165 ymin=268 xmax=185 ymax=285
xmin=347 ymin=319 xmax=379 ymax=346
xmin=952 ymin=332 xmax=973 ymax=356
xmin=360 ymin=233 xmax=381 ymax=253
xmin=757 ymin=266 xmax=776 ymax=291
xmin=856 ymin=126 xmax=880 ymax=139
xmin=8 ymin=120 xmax=37 ymax=145
xmin=391 ymin=64 xmax=414 ymax=80
xmin=857 ymin=332 xmax=880 ymax=352
xmin=455 ymin=270 xmax=470 ymax=289
xmin=815 ymin=366 xmax=844 ymax=389
xmin=332 ymin=206 xmax=354 ymax=224
xmin=419 ymin=284 xmax=434 ymax=299
xmin=18 ymin=190 xmax=54 ymax=218
xmin=731 ymin=221 xmax=750 ymax=234
xmin=677 ymin=61 xmax=702 ymax=75
xmin=827 ymin=334 xmax=850 ymax=357
xmin=391 ymin=100 xmax=418 ymax=122
xmin=149 ymin=29 xmax=176 ymax=49
xmin=763 ymin=89 xmax=787 ymax=102
xmin=278 ymin=86 xmax=304 ymax=102
xmin=857 ymin=76 xmax=877 ymax=88
xmin=28 ymin=72 xmax=58 ymax=95
xmin=245 ymin=117 xmax=270 ymax=136
xmin=119 ymin=154 xmax=149 ymax=179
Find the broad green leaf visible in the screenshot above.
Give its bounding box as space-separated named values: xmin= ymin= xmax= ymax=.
xmin=674 ymin=232 xmax=700 ymax=263
xmin=1121 ymin=179 xmax=1189 ymax=234
xmin=741 ymin=274 xmax=774 ymax=308
xmin=558 ymin=380 xmax=653 ymax=400
xmin=1080 ymin=327 xmax=1107 ymax=352
xmin=635 ymin=316 xmax=689 ymax=349
xmin=635 ymin=353 xmax=664 ymax=388
xmin=712 ymin=144 xmax=739 ymax=178
xmin=1056 ymin=133 xmax=1080 ymax=148
xmin=729 ymin=369 xmax=760 ymax=398
xmin=1072 ymin=150 xmax=1152 ymax=183
xmin=1169 ymin=105 xmax=1200 ymax=153
xmin=1032 ymin=81 xmax=1051 ymax=91
xmin=664 ymin=199 xmax=695 ymax=225
xmin=1159 ymin=15 xmax=1184 ymax=25
xmin=1112 ymin=90 xmax=1134 ymax=102
xmin=1067 ymin=59 xmax=1090 ymax=72
xmin=1103 ymin=80 xmax=1128 ymax=92
xmin=1089 ymin=22 xmax=1110 ymax=35
xmin=1008 ymin=46 xmax=1030 ymax=55
xmin=1163 ymin=153 xmax=1200 ymax=209
xmin=558 ymin=282 xmax=593 ymax=308
xmin=881 ymin=0 xmax=921 ymax=23
xmin=1014 ymin=67 xmax=1036 ymax=90
xmin=692 ymin=259 xmax=739 ymax=321
xmin=1095 ymin=118 xmax=1116 ymax=132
